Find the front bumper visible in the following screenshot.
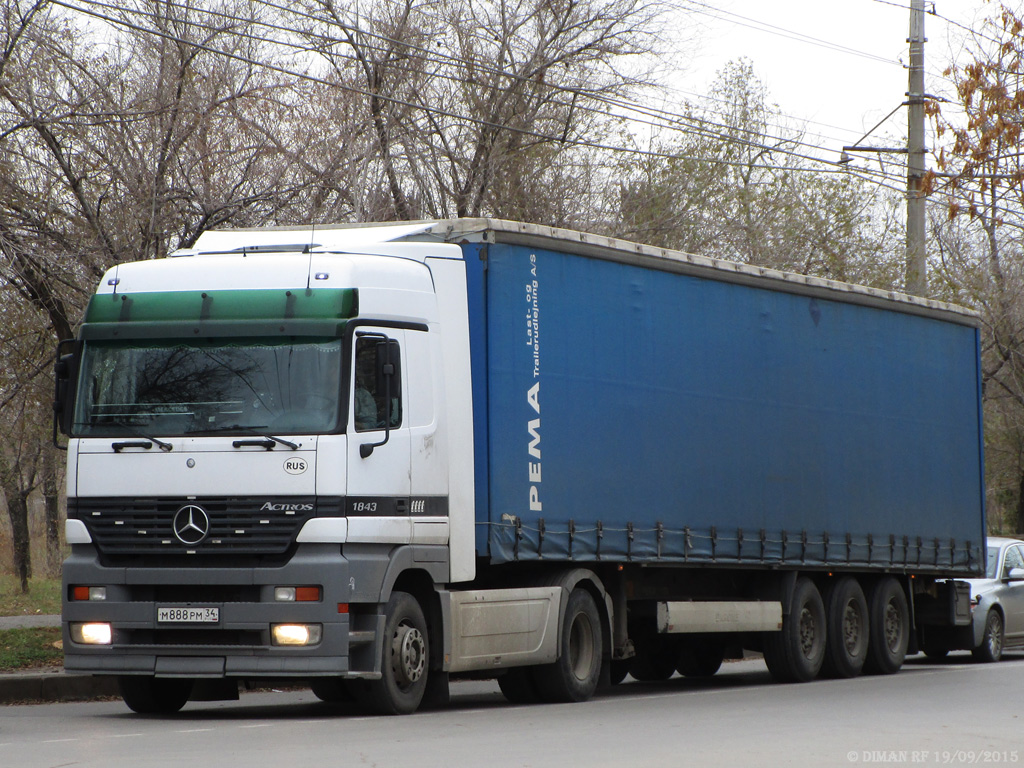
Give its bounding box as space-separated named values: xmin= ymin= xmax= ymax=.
xmin=61 ymin=543 xmax=379 ymax=678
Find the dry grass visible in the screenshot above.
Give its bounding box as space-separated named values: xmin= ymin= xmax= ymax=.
xmin=0 ymin=576 xmax=62 ymax=617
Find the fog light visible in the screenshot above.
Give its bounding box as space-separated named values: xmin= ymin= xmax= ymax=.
xmin=71 ymin=586 xmax=107 ymax=601
xmin=70 ymin=622 xmax=112 ymax=645
xmin=272 ymin=624 xmax=322 ymax=646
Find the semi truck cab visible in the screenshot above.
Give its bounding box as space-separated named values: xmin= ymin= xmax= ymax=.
xmin=59 ymin=224 xmax=486 ymax=713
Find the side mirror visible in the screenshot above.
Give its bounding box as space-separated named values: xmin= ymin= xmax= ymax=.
xmin=1007 ymin=567 xmax=1024 ymax=582
xmin=357 ymin=333 xmax=399 ymax=459
xmin=53 ymin=340 xmax=80 ymax=447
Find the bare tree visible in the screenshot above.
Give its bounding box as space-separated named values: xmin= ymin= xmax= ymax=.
xmin=614 ymin=60 xmax=904 ymax=286
xmin=301 ymin=0 xmax=663 ymax=222
xmin=930 ymin=2 xmax=1024 ymax=533
xmin=0 ymin=0 xmax=352 ymax=580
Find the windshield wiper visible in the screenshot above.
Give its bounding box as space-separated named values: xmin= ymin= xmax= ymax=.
xmin=187 ymin=424 xmax=299 ymax=451
xmin=108 ymin=429 xmax=173 ymax=453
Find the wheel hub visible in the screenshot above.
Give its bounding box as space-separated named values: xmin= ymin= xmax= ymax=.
xmin=568 ymin=614 xmax=596 ymax=682
xmin=391 ymin=622 xmax=426 ymax=688
xmin=883 ymin=601 xmax=901 ymax=652
xmin=799 ymin=607 xmax=817 ymax=657
xmin=987 ymin=614 xmax=1003 ymax=657
xmin=843 ymin=601 xmax=863 ymax=654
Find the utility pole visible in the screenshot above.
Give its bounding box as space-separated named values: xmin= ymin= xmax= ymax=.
xmin=906 ymin=0 xmax=928 ymax=296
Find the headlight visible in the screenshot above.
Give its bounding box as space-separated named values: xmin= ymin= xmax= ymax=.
xmin=70 ymin=622 xmax=112 ymax=645
xmin=271 ymin=624 xmax=322 ymax=646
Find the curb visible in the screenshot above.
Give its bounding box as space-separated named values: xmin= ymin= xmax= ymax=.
xmin=0 ymin=616 xmax=117 ymax=704
xmin=0 ymin=670 xmax=120 ymax=705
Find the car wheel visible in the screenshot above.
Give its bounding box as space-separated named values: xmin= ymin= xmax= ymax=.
xmin=972 ymin=609 xmax=1004 ymax=663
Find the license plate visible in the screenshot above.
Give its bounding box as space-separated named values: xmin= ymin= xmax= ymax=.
xmin=157 ymin=606 xmax=220 ymax=623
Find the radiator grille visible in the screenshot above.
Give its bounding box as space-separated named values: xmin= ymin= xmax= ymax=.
xmin=70 ymin=497 xmax=340 ymax=557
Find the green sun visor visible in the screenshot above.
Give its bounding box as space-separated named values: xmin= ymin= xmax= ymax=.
xmin=80 ymin=288 xmax=358 ymax=340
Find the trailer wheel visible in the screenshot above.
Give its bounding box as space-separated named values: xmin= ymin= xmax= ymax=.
xmin=972 ymin=609 xmax=1004 ymax=663
xmin=497 ymin=668 xmax=542 ymax=704
xmin=762 ymin=576 xmax=826 ymax=683
xmin=533 ymin=588 xmax=602 ymax=702
xmin=362 ymin=591 xmax=429 ymax=714
xmin=821 ymin=577 xmax=870 ymax=678
xmin=118 ymin=676 xmax=193 ymax=714
xmin=863 ymin=577 xmax=909 ymax=675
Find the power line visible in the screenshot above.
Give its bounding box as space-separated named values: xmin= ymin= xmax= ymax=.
xmin=671 ymin=0 xmax=903 ymax=67
xmin=43 ymin=0 xmax=911 ymax=198
xmin=58 ymin=0 xmax=870 ymax=170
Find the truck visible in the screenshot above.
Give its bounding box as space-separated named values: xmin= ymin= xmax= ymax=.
xmin=56 ymin=218 xmax=985 ymax=715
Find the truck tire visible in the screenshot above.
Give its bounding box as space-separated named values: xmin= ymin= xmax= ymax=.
xmin=629 ymin=648 xmax=676 ymax=681
xmin=821 ymin=577 xmax=869 ymax=678
xmin=118 ymin=676 xmax=193 ymax=714
xmin=972 ymin=609 xmax=1004 ymax=663
xmin=920 ymin=638 xmax=949 ymax=660
xmin=533 ymin=588 xmax=603 ymax=703
xmin=609 ymin=659 xmax=631 ymax=685
xmin=629 ymin=631 xmax=677 ymax=681
xmin=676 ymin=640 xmax=725 ymax=678
xmin=762 ymin=576 xmax=826 ymax=683
xmin=362 ymin=591 xmax=430 ymax=714
xmin=310 ymin=677 xmax=354 ymax=703
xmin=863 ymin=576 xmax=909 ymax=675
xmin=497 ymin=668 xmax=542 ymax=704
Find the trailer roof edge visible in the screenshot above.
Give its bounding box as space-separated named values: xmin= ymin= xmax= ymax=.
xmin=424 ymin=218 xmax=980 ymax=328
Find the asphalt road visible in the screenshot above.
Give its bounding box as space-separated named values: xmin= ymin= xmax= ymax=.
xmin=3 ymin=653 xmax=1022 ymax=768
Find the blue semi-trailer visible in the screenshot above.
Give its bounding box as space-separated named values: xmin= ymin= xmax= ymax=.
xmin=57 ymin=219 xmax=984 ymax=715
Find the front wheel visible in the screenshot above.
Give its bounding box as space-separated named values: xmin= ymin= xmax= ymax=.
xmin=118 ymin=676 xmax=192 ymax=714
xmin=361 ymin=591 xmax=430 ymax=714
xmin=972 ymin=609 xmax=1004 ymax=663
xmin=533 ymin=588 xmax=603 ymax=703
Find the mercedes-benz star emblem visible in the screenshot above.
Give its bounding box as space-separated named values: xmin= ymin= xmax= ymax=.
xmin=172 ymin=505 xmax=210 ymax=546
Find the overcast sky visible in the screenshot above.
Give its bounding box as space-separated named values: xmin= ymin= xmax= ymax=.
xmin=658 ymin=0 xmax=989 ymax=162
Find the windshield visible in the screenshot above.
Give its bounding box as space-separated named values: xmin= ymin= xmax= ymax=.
xmin=985 ymin=546 xmax=1000 ymax=579
xmin=73 ymin=338 xmax=342 ymax=436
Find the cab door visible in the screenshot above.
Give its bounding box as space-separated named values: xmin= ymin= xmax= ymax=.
xmin=345 ymin=328 xmax=412 ymax=541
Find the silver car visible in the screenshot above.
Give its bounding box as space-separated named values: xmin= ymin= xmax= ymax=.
xmin=919 ymin=537 xmax=1024 ymax=662
xmin=962 ymin=537 xmax=1024 ymax=662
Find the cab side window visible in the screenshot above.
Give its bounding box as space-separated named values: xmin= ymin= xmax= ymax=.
xmin=354 ymin=336 xmax=402 ymax=432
